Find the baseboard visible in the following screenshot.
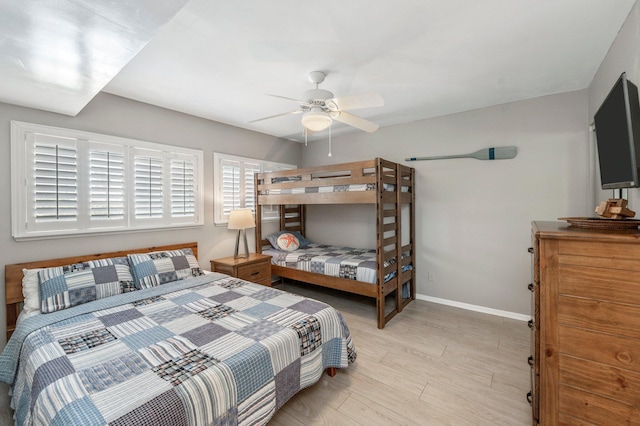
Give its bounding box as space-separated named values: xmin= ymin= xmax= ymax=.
xmin=415 ymin=293 xmax=531 ymax=322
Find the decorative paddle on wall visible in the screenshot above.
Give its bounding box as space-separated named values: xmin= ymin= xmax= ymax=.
xmin=405 ymin=146 xmax=517 ymax=161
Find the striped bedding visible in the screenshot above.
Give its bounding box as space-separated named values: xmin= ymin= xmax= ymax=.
xmin=261 ymin=177 xmax=408 ymax=195
xmin=0 ymin=273 xmax=356 ymax=426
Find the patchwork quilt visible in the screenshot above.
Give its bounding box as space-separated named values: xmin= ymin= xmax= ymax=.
xmin=263 ymin=244 xmax=413 ymax=298
xmin=0 ymin=273 xmax=356 ymax=426
xmin=264 ymin=244 xmax=379 ymax=283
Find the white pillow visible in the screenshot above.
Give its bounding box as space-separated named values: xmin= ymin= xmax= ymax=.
xmin=22 ymin=268 xmax=42 ymax=314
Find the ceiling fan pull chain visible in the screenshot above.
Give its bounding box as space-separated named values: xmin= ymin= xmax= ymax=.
xmin=328 ymin=125 xmax=332 ymax=157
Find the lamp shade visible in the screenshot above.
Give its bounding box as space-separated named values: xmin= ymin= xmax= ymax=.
xmin=228 ymin=209 xmax=255 ymax=229
xmin=301 ymin=107 xmax=332 ymax=131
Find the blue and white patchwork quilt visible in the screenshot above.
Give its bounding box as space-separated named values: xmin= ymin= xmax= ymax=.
xmin=0 ymin=273 xmax=356 ymax=426
xmin=263 ymin=244 xmax=412 ymax=285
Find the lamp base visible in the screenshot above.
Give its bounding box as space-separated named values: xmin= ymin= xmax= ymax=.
xmin=234 ymin=229 xmax=250 ymax=259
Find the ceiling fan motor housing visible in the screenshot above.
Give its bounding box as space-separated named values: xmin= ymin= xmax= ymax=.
xmin=303 ymin=89 xmax=334 ymax=107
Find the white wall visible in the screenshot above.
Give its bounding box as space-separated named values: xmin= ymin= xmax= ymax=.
xmin=301 ymin=90 xmax=591 ymax=316
xmin=589 ymin=1 xmax=640 ymax=207
xmin=0 ymin=92 xmax=301 ymax=346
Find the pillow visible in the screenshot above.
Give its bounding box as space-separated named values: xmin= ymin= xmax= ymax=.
xmin=38 ymin=257 xmax=134 ymax=314
xmin=22 ymin=268 xmax=43 ymax=314
xmin=267 ymin=231 xmax=311 ymax=250
xmin=275 ymin=233 xmax=300 ymax=251
xmin=128 ymin=248 xmax=203 ymax=289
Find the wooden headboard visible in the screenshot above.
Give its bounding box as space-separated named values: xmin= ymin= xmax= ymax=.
xmin=5 ymin=242 xmax=198 ymax=341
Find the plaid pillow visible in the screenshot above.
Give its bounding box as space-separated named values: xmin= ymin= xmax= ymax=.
xmin=128 ymin=248 xmax=203 ymax=289
xmin=39 ymin=257 xmax=135 ymax=314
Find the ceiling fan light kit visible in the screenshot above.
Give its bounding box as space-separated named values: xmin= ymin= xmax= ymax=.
xmin=301 ymin=107 xmax=332 ymax=131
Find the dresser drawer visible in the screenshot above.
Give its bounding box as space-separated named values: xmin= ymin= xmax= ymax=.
xmin=558 ymin=295 xmax=640 ymax=339
xmin=236 ymin=261 xmax=270 ymax=283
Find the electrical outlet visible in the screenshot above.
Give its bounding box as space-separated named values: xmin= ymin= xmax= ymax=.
xmin=427 ymin=272 xmax=434 ymax=281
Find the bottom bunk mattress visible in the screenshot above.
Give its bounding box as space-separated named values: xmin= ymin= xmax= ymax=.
xmin=0 ymin=273 xmax=356 ymax=426
xmin=264 ymin=243 xmax=411 ymax=285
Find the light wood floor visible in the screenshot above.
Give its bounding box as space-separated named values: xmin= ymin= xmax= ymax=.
xmin=269 ymin=281 xmax=532 ymax=425
xmin=0 ymin=282 xmax=532 ymax=426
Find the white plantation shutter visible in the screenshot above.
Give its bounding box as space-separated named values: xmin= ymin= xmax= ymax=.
xmin=89 ymin=147 xmax=125 ymax=221
xmin=221 ymin=159 xmax=241 ymax=216
xmin=244 ymin=162 xmax=260 ymax=213
xmin=214 ymin=153 xmax=295 ymax=225
xmin=171 ymin=158 xmax=196 ymax=217
xmin=12 ymin=121 xmax=204 ymax=240
xmin=33 ymin=136 xmax=78 ymax=223
xmin=134 ymin=155 xmax=164 ymax=219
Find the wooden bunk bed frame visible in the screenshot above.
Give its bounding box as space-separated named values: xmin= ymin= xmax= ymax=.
xmin=254 ymin=158 xmax=415 ymax=329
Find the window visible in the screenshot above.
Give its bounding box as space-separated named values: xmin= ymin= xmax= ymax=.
xmin=11 ymin=121 xmax=204 ymax=240
xmin=213 ymin=152 xmax=295 ymax=225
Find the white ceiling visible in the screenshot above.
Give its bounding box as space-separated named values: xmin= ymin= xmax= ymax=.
xmin=1 ymin=1 xmax=637 ymax=142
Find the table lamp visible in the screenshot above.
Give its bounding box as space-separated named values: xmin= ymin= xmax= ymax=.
xmin=228 ymin=209 xmax=255 ymax=259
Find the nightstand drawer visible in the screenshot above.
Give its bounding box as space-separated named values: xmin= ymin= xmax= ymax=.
xmin=237 ymin=261 xmax=270 ymax=283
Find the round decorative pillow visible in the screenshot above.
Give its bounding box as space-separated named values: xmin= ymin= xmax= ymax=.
xmin=276 ymin=233 xmax=300 ymax=251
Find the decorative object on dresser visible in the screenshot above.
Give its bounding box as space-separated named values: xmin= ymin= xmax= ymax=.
xmin=595 ymin=198 xmax=636 ymax=219
xmin=558 ymin=216 xmax=640 ymax=230
xmin=210 ymin=253 xmax=272 ymax=286
xmin=228 ymin=208 xmax=256 ymax=258
xmin=530 ymin=221 xmax=640 ymax=425
xmin=255 ymin=158 xmax=415 ymax=329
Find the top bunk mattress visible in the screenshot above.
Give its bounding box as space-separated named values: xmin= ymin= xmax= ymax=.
xmin=260 ymin=181 xmax=408 ymax=195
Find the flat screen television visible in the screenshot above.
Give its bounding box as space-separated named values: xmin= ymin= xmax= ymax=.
xmin=594 ymin=72 xmax=640 ymax=189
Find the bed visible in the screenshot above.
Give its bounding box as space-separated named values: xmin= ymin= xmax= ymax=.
xmin=255 ymin=158 xmax=415 ymax=329
xmin=1 ymin=242 xmax=356 ymax=426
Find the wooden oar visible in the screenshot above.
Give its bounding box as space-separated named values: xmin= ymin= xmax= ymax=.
xmin=405 ymin=146 xmax=517 ymax=161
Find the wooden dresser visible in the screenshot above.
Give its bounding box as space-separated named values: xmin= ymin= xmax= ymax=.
xmin=210 ymin=253 xmax=272 ymax=286
xmin=531 ymin=221 xmax=640 ymax=425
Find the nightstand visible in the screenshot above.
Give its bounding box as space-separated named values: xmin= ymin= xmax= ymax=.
xmin=210 ymin=253 xmax=272 ymax=286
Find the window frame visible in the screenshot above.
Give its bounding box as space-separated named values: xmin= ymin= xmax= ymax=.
xmin=11 ymin=121 xmax=204 ymax=240
xmin=213 ymin=152 xmax=295 ymax=226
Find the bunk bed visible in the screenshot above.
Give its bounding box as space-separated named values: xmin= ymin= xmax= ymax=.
xmin=254 ymin=158 xmax=415 ymax=329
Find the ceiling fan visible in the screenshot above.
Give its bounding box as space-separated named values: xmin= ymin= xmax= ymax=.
xmin=249 ymin=71 xmax=384 ymax=134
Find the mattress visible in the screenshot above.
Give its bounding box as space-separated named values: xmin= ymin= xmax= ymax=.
xmin=0 ymin=273 xmax=356 ymax=426
xmin=263 ymin=244 xmax=412 ymax=285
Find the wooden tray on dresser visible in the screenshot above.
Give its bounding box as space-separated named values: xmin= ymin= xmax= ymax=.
xmin=558 ymin=217 xmax=640 ymax=230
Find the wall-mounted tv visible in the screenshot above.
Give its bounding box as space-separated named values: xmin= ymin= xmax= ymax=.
xmin=594 ymin=72 xmax=640 ymax=189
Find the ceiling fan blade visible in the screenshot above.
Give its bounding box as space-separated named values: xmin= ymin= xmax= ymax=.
xmin=248 ymin=110 xmax=302 ymax=123
xmin=328 ymin=92 xmax=384 ymax=111
xmin=332 ymin=111 xmax=379 ymax=133
xmin=266 ymin=94 xmax=313 ymax=107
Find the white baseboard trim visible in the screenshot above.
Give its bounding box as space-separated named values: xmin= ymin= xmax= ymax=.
xmin=415 ymin=293 xmax=531 ymax=322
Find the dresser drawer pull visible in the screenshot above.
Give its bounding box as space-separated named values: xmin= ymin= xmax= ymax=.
xmin=528 ymin=319 xmax=534 ymax=330
xmin=528 ymin=355 xmax=534 ymax=367
xmin=528 ymin=247 xmax=534 ymax=254
xmin=526 ymin=391 xmax=532 ymax=405
xmin=528 ymin=283 xmax=534 ymax=291
xmin=251 ymin=271 xmax=260 ymax=276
